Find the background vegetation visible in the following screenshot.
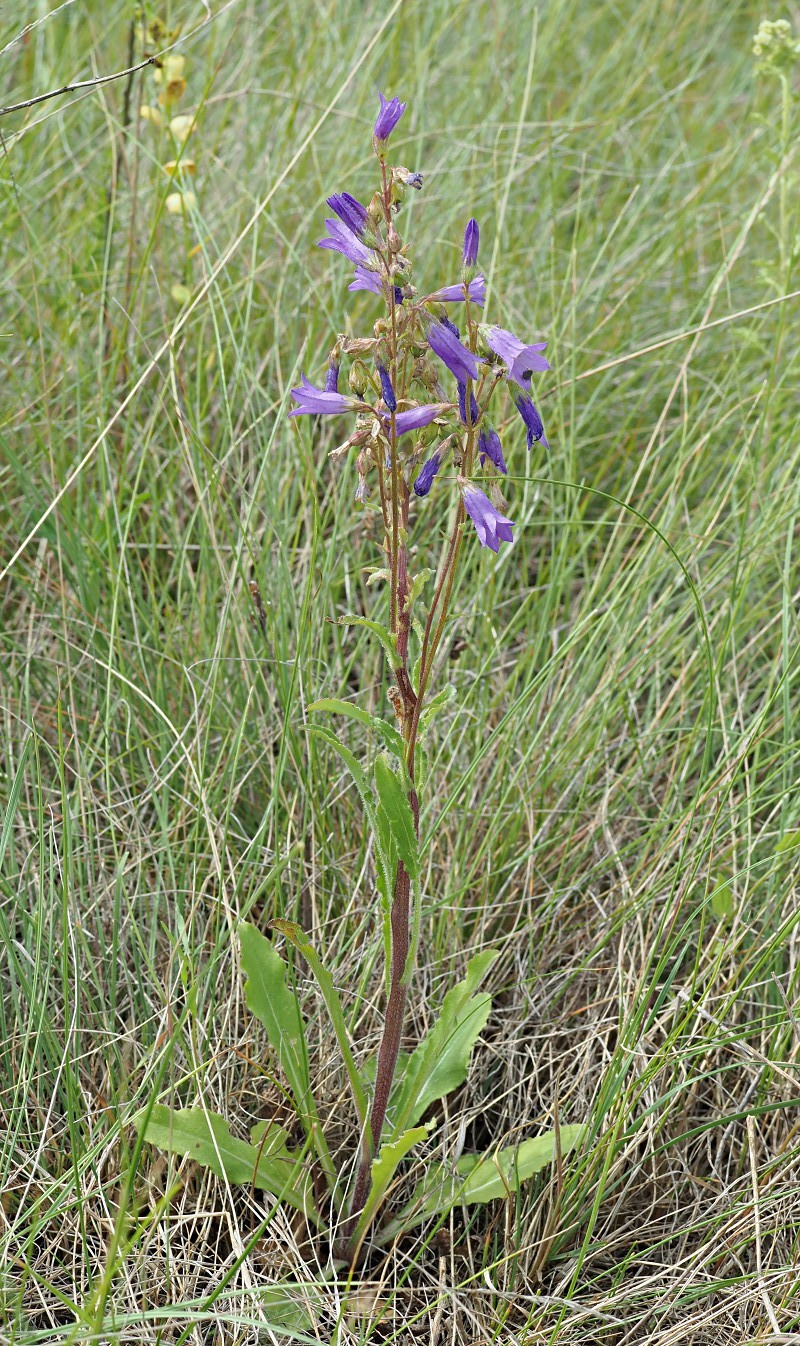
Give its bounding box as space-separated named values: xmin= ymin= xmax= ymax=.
xmin=2 ymin=0 xmax=800 ymax=1340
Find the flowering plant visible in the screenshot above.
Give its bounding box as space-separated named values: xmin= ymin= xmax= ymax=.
xmin=142 ymin=92 xmax=581 ymax=1269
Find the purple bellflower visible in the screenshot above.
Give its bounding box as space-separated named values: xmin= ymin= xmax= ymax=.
xmin=318 ymin=216 xmax=373 ymax=266
xmin=383 ymin=403 xmax=448 ymax=437
xmin=482 ymin=325 xmax=549 ymax=389
xmin=325 ymin=361 xmax=340 ymax=393
xmin=426 ymin=321 xmax=483 ymax=384
xmin=326 ymin=191 xmax=370 ymax=238
xmin=413 ymin=452 xmax=441 ymax=497
xmin=349 ymin=265 xmax=382 ymax=295
xmin=478 ymin=425 xmax=507 ymax=474
xmin=462 ymin=219 xmax=479 ymax=267
xmin=512 ymin=388 xmax=548 ymax=448
xmin=379 ymin=365 xmax=397 ymax=412
xmin=462 ymin=484 xmax=514 ymax=552
xmin=427 ymin=275 xmax=486 ymax=306
xmin=374 ymin=93 xmax=406 ymax=143
xmin=290 ymin=373 xmax=357 ymax=416
xmin=457 ymin=381 xmax=480 ymax=427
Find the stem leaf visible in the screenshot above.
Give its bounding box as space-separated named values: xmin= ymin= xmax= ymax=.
xmin=338 ymin=614 xmax=401 ymax=669
xmin=307 ymin=698 xmax=404 ymax=758
xmin=374 ymin=753 xmax=419 ymax=884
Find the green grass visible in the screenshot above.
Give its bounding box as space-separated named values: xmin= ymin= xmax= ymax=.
xmin=3 ymin=0 xmax=800 ymax=1341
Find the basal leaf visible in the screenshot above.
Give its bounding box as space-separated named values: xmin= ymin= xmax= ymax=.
xmin=239 ymin=923 xmax=310 ymax=1114
xmin=392 ymin=948 xmax=498 ymax=1134
xmin=382 ymin=1124 xmax=585 ymax=1237
xmin=351 ymin=1121 xmax=434 ymax=1250
xmin=140 ymin=1105 xmax=318 ymax=1218
xmin=270 ymin=919 xmax=368 ymax=1130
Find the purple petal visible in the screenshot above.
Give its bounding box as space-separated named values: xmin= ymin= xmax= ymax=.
xmin=318 ymin=217 xmax=372 ymax=266
xmin=478 ymin=425 xmax=507 ymax=474
xmin=326 ymin=191 xmax=369 ymax=238
xmin=349 ymin=265 xmax=383 ymax=295
xmin=426 ymin=321 xmax=483 ymax=384
xmin=289 ymin=373 xmax=354 ymax=416
xmin=462 ymin=219 xmax=479 ymax=267
xmin=378 ymin=365 xmax=396 ymax=412
xmin=374 ymin=92 xmax=406 ymax=142
xmin=413 ymin=452 xmax=441 ymax=497
xmin=511 ymin=388 xmax=548 ymax=449
xmin=427 ymin=274 xmax=485 ymax=306
xmin=462 ymin=484 xmax=514 ymax=552
xmin=385 ymin=403 xmax=448 ymax=437
xmin=483 ymin=324 xmax=550 ymax=389
xmin=325 ymin=361 xmax=340 ymax=393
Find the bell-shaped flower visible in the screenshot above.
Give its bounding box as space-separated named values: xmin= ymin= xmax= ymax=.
xmin=326 ymin=191 xmax=370 ymax=239
xmin=478 ymin=425 xmax=507 ymax=474
xmin=482 ymin=325 xmax=549 ymax=389
xmin=289 ymin=373 xmax=359 ymax=416
xmin=426 ymin=275 xmax=485 ymax=307
xmin=374 ymin=93 xmax=406 ymax=142
xmin=318 ymin=216 xmax=372 ymax=265
xmin=511 ymin=389 xmax=548 ymax=449
xmin=413 ymin=453 xmax=442 ymax=497
xmin=426 ymin=321 xmax=483 ymax=384
xmin=462 ymin=484 xmax=514 ymax=552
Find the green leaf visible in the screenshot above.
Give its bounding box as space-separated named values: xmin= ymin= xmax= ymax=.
xmin=392 ymin=948 xmax=498 ymax=1135
xmin=338 ymin=614 xmax=401 ymax=668
xmin=777 ymin=829 xmax=800 ymax=854
xmin=382 ymin=1124 xmax=585 ymax=1236
xmin=710 ymin=878 xmax=734 ymax=919
xmin=307 ymin=698 xmax=404 ymax=758
xmin=270 ymin=919 xmax=369 ymax=1132
xmin=239 ymin=923 xmax=310 ymax=1115
xmin=374 ymin=754 xmax=419 ymax=884
xmin=405 ymin=567 xmax=434 ymax=609
xmin=418 ymin=683 xmax=457 ymax=733
xmin=306 ymin=724 xmax=394 ymax=907
xmin=140 ymin=1105 xmax=318 ymax=1219
xmin=351 ymin=1122 xmax=435 ymax=1250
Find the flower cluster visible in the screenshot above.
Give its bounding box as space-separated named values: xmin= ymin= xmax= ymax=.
xmin=289 ymin=92 xmax=550 ymax=557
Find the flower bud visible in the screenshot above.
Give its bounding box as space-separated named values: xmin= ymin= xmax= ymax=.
xmin=349 ymin=362 xmax=368 ymax=395
xmin=462 ymin=218 xmax=479 ymax=268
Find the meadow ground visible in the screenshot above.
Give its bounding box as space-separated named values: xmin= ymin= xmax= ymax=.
xmin=2 ymin=0 xmax=800 ymax=1341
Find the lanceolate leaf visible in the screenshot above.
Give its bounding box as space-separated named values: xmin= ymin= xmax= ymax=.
xmin=381 ymin=1124 xmax=585 ymax=1238
xmin=307 ymin=698 xmax=404 ymax=758
xmin=351 ymin=1122 xmax=435 ymax=1250
xmin=239 ymin=923 xmax=310 ymax=1114
xmin=140 ymin=1105 xmax=319 ymax=1220
xmin=338 ymin=614 xmax=401 ymax=669
xmin=270 ymin=919 xmax=369 ymax=1131
xmin=392 ymin=948 xmax=498 ymax=1135
xmin=305 ymin=724 xmax=395 ymax=906
xmin=374 ymin=754 xmax=419 ymax=884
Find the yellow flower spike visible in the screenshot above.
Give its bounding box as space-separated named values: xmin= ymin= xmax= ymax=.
xmin=139 ymin=104 xmax=164 ymax=128
xmin=169 ymin=114 xmax=195 ymax=144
